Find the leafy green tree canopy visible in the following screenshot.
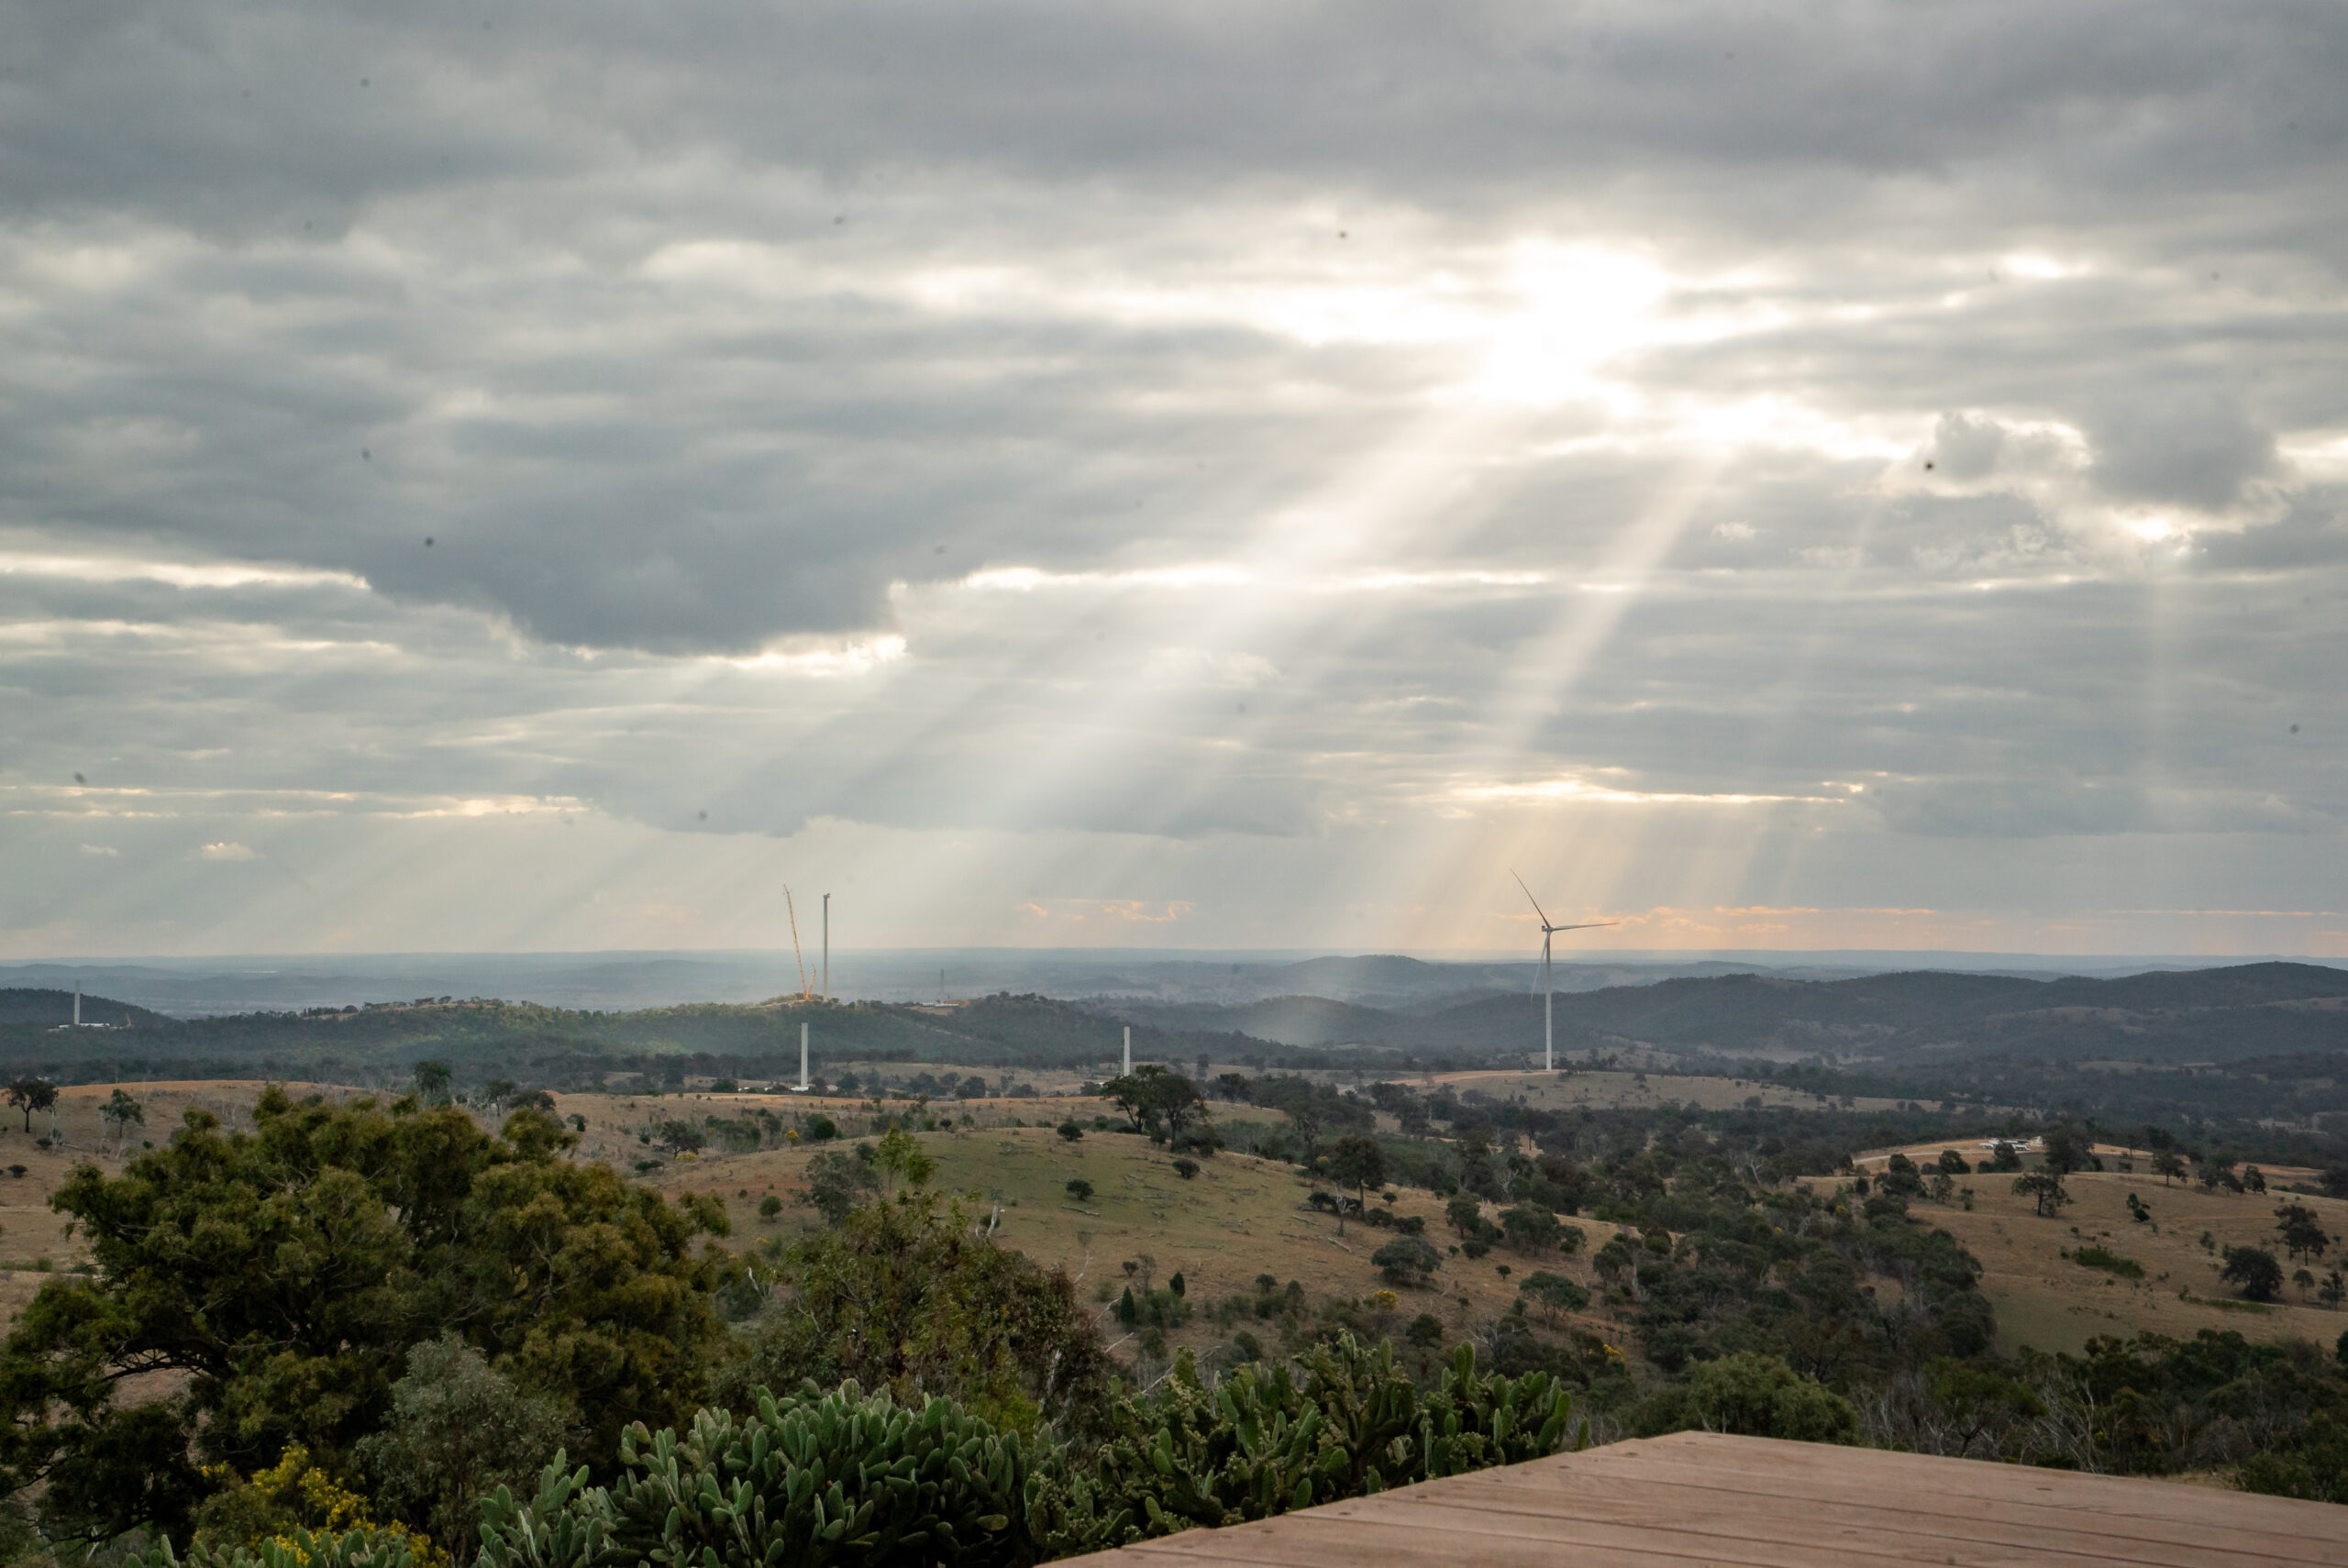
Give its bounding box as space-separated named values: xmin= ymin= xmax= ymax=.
xmin=724 ymin=1184 xmax=1114 ymax=1436
xmin=0 ymin=1089 xmax=729 ymax=1544
xmin=1101 ymin=1066 xmax=1206 ymax=1143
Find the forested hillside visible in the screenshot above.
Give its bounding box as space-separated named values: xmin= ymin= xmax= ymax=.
xmin=1117 ymin=962 xmax=2348 ymax=1065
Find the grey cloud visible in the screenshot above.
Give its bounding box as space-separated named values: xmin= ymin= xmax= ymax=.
xmin=2088 ymin=386 xmax=2276 ymax=512
xmin=4 ymin=0 xmax=2347 ymax=923
xmin=2193 ymin=492 xmax=2348 ymax=570
xmin=1929 ymin=414 xmax=2005 ymax=481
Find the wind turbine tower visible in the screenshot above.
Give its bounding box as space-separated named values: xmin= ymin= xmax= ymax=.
xmin=1512 ymin=872 xmax=1615 ymax=1073
xmin=1123 ymin=1026 xmax=1132 ymax=1077
xmin=796 ymin=1021 xmax=811 ymax=1093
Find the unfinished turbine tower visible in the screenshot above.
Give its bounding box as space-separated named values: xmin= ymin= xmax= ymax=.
xmin=1512 ymin=871 xmax=1615 ymax=1073
xmin=796 ymin=1021 xmax=811 ymax=1093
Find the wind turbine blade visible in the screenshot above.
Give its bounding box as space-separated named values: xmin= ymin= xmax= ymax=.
xmin=1509 ymin=869 xmax=1554 ymax=930
xmin=1547 ymin=922 xmax=1619 ymax=932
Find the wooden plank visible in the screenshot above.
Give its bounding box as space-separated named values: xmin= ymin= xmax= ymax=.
xmin=1101 ymin=1512 xmax=1931 ymax=1568
xmin=1321 ymin=1486 xmax=2293 ymax=1568
xmin=1443 ymin=1456 xmax=2330 ymax=1557
xmin=1503 ymin=1434 xmax=2333 ymax=1530
xmin=1050 ymin=1435 xmax=2342 ymax=1568
xmin=1536 ymin=1435 xmax=2342 ymax=1540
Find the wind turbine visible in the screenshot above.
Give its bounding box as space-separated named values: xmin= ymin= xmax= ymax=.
xmin=1512 ymin=872 xmax=1615 ymax=1073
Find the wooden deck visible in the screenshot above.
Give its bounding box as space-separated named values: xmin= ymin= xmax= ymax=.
xmin=1058 ymin=1431 xmax=2341 ymax=1568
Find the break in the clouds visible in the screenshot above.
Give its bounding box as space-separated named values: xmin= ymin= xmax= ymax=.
xmin=4 ymin=2 xmax=2347 ymax=958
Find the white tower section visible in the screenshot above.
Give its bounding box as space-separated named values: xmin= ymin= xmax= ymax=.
xmin=1123 ymin=1025 xmax=1132 ymax=1077
xmin=798 ymin=1021 xmax=811 ymax=1092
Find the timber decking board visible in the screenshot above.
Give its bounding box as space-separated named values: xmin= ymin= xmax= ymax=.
xmin=1056 ymin=1432 xmax=2342 ymax=1568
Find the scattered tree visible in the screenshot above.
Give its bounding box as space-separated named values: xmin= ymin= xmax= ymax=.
xmin=2221 ymin=1245 xmax=2285 ymax=1303
xmin=2012 ymin=1170 xmax=2071 ymax=1218
xmin=411 ymin=1061 xmax=452 ymax=1104
xmin=1101 ymin=1066 xmax=1208 ymax=1144
xmin=2276 ymin=1202 xmax=2330 ymax=1263
xmin=1324 ymin=1136 xmax=1386 ymax=1236
xmin=1372 ymin=1237 xmax=1441 ymax=1287
xmin=4 ymin=1077 xmax=55 ymax=1135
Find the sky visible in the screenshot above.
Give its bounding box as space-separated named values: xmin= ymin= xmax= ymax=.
xmin=5 ymin=2 xmax=2346 ymax=960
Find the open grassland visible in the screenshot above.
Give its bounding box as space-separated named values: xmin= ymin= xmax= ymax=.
xmin=582 ymin=1091 xmax=1624 ymax=1362
xmin=12 ymin=1077 xmax=2342 ymax=1368
xmin=1429 ymin=1067 xmax=1910 ymax=1114
xmin=1847 ymin=1140 xmax=2348 ymax=1355
xmin=0 ymin=1081 xmax=1630 ymax=1365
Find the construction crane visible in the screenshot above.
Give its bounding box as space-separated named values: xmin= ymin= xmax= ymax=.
xmin=784 ymin=886 xmax=816 ymax=1003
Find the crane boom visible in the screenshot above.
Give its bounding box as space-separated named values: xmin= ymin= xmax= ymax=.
xmin=784 ymin=886 xmax=813 ymax=1001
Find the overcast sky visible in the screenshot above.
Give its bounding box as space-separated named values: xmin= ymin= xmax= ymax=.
xmin=6 ymin=2 xmax=2346 ymax=959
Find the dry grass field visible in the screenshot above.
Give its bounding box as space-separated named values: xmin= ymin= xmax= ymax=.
xmin=1428 ymin=1067 xmax=1910 ymax=1115
xmin=6 ymin=1076 xmax=2341 ymax=1368
xmin=1848 ymin=1141 xmax=2348 ymax=1355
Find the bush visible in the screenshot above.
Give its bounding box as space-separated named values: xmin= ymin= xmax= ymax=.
xmin=358 ymin=1336 xmax=568 ymax=1558
xmin=2221 ymin=1245 xmax=2285 ymax=1302
xmin=1081 ymin=1338 xmax=1579 ymax=1539
xmin=722 ymin=1190 xmax=1114 ymax=1435
xmin=1066 ymin=1178 xmax=1095 ymax=1202
xmin=1518 ymin=1272 xmax=1590 ymax=1324
xmin=478 ymin=1338 xmax=1579 ymax=1568
xmin=1681 ymin=1353 xmax=1855 ymax=1444
xmin=1372 ymin=1237 xmax=1442 ymax=1287
xmin=758 ymin=1195 xmax=784 ymax=1222
xmin=2070 ymin=1245 xmax=2144 ymax=1280
xmin=133 ymin=1525 xmax=424 ymax=1568
xmin=1499 ymin=1205 xmax=1562 ymax=1254
xmin=1171 ymin=1158 xmax=1200 ymax=1179
xmin=803 ymin=1114 xmax=839 ymax=1142
xmin=479 ymin=1386 xmax=1053 ymax=1568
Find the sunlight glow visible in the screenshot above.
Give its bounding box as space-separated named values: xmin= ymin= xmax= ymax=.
xmin=719 ymin=635 xmax=908 ymax=676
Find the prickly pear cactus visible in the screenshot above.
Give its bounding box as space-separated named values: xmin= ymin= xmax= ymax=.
xmin=478 ymin=1381 xmax=1052 ymax=1568
xmin=1070 ymin=1335 xmax=1579 ymax=1551
xmin=127 ymin=1527 xmax=423 ymax=1568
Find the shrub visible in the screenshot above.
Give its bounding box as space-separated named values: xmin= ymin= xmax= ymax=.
xmin=1682 ymin=1353 xmax=1856 ymax=1444
xmin=1171 ymin=1158 xmax=1200 ymax=1179
xmin=722 ymin=1191 xmax=1114 ymax=1435
xmin=478 ymin=1386 xmax=1052 ymax=1568
xmin=1372 ymin=1237 xmax=1442 ymax=1287
xmin=1499 ymin=1205 xmax=1562 ymax=1254
xmin=133 ymin=1526 xmax=423 ymax=1568
xmin=358 ymin=1336 xmax=567 ymax=1558
xmin=1066 ymin=1178 xmax=1095 ymax=1202
xmin=2070 ymin=1245 xmax=2144 ymax=1280
xmin=1081 ymin=1338 xmax=1579 ymax=1540
xmin=482 ymin=1339 xmax=1578 ymax=1568
xmin=1518 ymin=1271 xmax=1590 ymax=1324
xmin=2221 ymin=1245 xmax=2285 ymax=1302
xmin=758 ymin=1195 xmax=784 ymax=1222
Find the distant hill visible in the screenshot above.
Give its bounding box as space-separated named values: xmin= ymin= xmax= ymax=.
xmin=1113 ymin=962 xmax=2348 ymax=1065
xmin=0 ymin=988 xmax=172 ymax=1029
xmin=0 ymin=988 xmax=1326 ymax=1083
